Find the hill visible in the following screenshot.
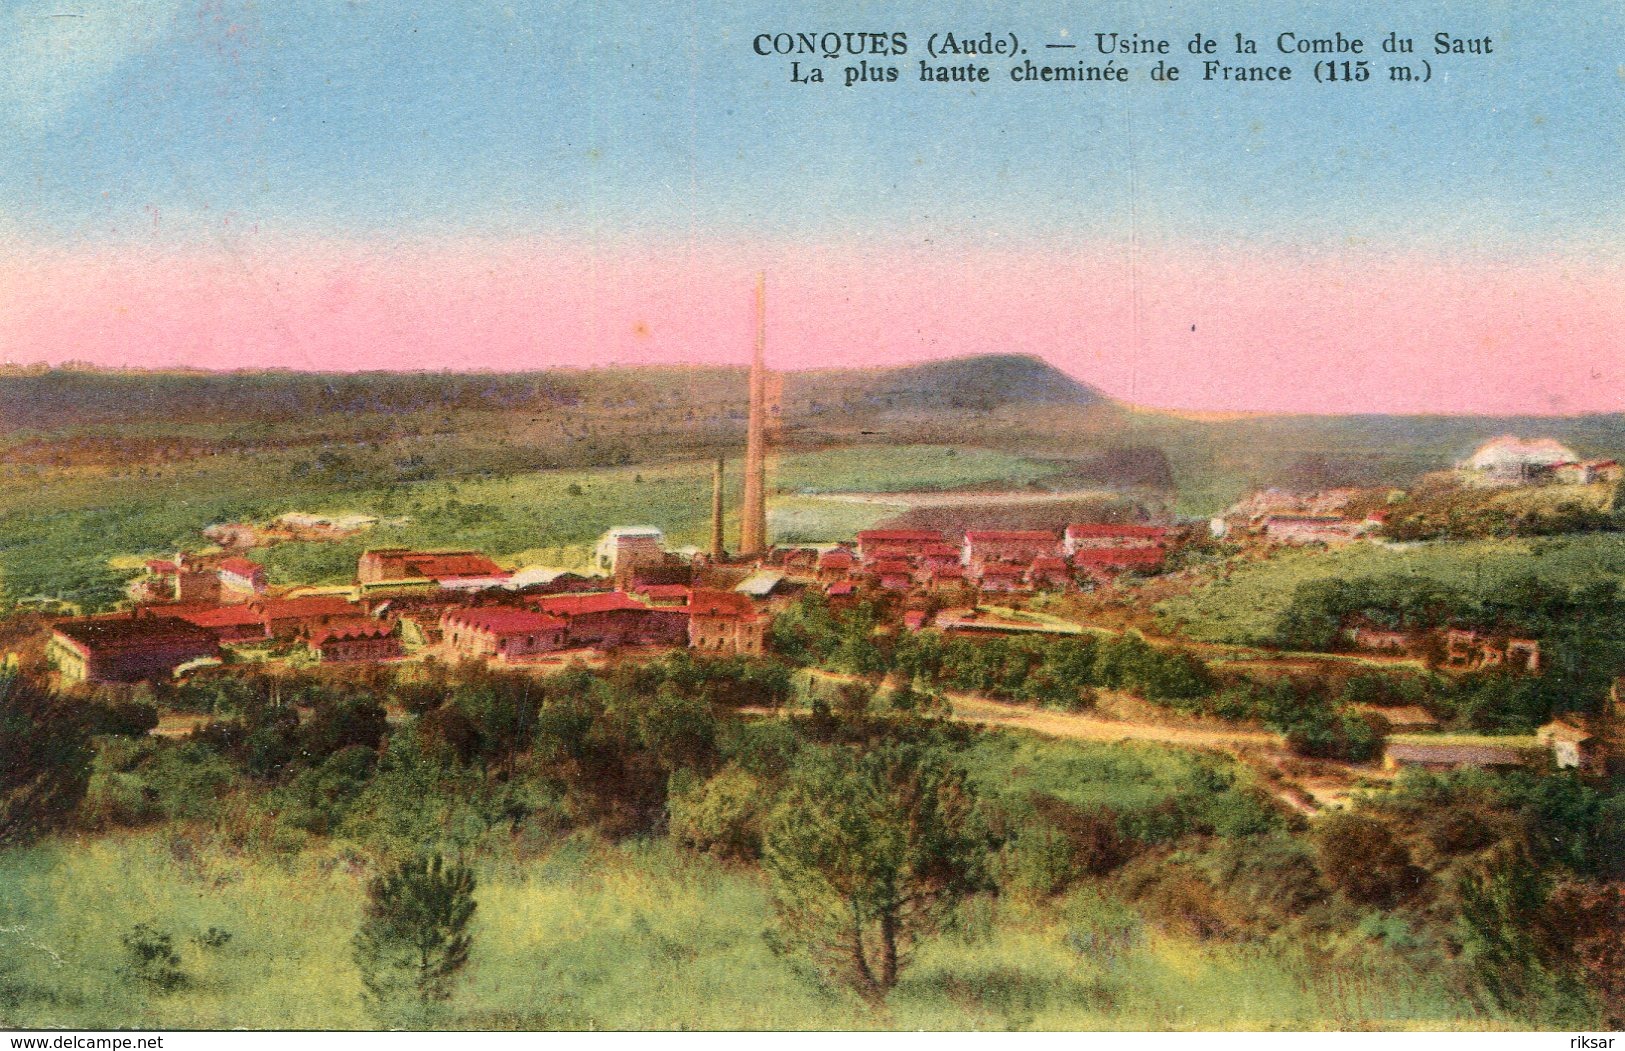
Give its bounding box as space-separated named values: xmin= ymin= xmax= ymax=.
xmin=1 ymin=355 xmax=1621 ymax=519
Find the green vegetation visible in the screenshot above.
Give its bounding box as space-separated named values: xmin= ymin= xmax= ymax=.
xmin=5 ymin=651 xmax=1611 ymax=1029
xmin=774 ymin=445 xmax=1057 ymax=494
xmin=354 ymin=853 xmax=478 ymax=1024
xmin=1156 ymin=534 xmax=1625 ymax=645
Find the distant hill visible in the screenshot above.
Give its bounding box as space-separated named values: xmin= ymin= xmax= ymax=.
xmin=0 ymin=357 xmax=1620 ymax=519
xmin=789 ymin=354 xmax=1107 ymax=413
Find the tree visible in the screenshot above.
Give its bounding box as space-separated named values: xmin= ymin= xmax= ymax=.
xmin=353 ymin=853 xmax=478 ymax=1023
xmin=0 ymin=665 xmax=93 ymax=847
xmin=1311 ymin=811 xmax=1426 ymax=907
xmin=762 ymin=741 xmax=989 ymax=1002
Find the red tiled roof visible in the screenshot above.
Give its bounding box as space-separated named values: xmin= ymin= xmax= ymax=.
xmin=405 ymin=552 xmax=509 ymax=579
xmin=53 ymin=615 xmax=218 ymax=651
xmin=965 ymin=530 xmax=1057 ymax=542
xmin=685 ymin=589 xmax=756 ymax=617
xmin=536 ymin=591 xmax=649 ymax=616
xmin=173 ymin=606 xmax=267 ymax=629
xmin=921 ymin=543 xmax=962 ymax=558
xmin=145 ymin=560 xmax=179 ymax=574
xmin=309 ymin=618 xmax=396 ymax=646
xmin=443 ymin=607 xmax=566 ymax=636
xmin=857 ymin=530 xmax=946 ymax=544
xmin=252 ymin=597 xmax=357 ymax=620
xmin=1065 ymin=523 xmax=1168 ymax=540
xmin=637 ymin=584 xmax=691 ymax=599
xmin=870 ymin=560 xmax=915 ymax=575
xmin=1030 ymin=556 xmax=1069 ymax=571
xmin=826 ymin=581 xmax=855 ymax=596
xmin=929 ymin=565 xmax=966 ymax=578
xmin=978 ymin=563 xmax=1025 ymax=578
xmin=218 ymin=557 xmax=263 ymax=577
xmin=818 ymin=549 xmax=855 ymax=567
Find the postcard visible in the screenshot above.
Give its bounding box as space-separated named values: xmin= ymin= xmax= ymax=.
xmin=0 ymin=0 xmax=1621 ymax=1039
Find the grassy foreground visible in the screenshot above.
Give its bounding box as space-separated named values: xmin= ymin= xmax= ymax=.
xmin=0 ymin=828 xmax=1498 ymax=1031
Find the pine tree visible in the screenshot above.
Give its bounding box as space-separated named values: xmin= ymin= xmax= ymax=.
xmin=353 ymin=853 xmax=477 ymax=1023
xmin=763 ymin=741 xmax=989 ymax=1002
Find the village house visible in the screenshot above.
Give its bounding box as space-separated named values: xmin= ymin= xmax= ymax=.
xmin=532 ymin=592 xmax=687 ymax=649
xmin=1072 ymin=546 xmax=1166 ymax=584
xmin=440 ymin=607 xmax=569 ymax=662
xmin=1383 ymin=736 xmax=1542 ymax=772
xmin=129 ymin=554 xmax=223 ymax=605
xmin=250 ymin=596 xmax=360 ymax=639
xmin=974 ymin=562 xmax=1029 ymax=594
xmin=962 ymin=530 xmax=1061 ymax=570
xmin=868 ymin=559 xmax=916 ymax=592
xmin=918 ymin=562 xmax=967 ymax=593
xmin=1063 ymin=523 xmax=1169 ymax=555
xmin=855 ymin=529 xmax=948 ymax=564
xmin=48 ymin=613 xmax=221 ymax=685
xmin=357 ymin=548 xmax=509 ymax=586
xmin=686 ymin=589 xmax=766 ymax=655
xmin=1460 ymin=436 xmax=1578 ymax=485
xmin=594 ymin=527 xmax=665 ymax=578
xmin=815 ymin=548 xmax=855 ymax=583
xmin=217 ymin=557 xmax=268 ymax=596
xmin=171 ymin=604 xmax=272 ymax=645
xmin=1026 ymin=556 xmax=1073 ymax=591
xmin=734 ymin=570 xmax=788 ymax=600
xmin=305 ymin=619 xmax=404 ymax=663
xmin=825 ymin=580 xmax=858 ymax=609
xmin=1537 ymin=720 xmax=1603 ymax=774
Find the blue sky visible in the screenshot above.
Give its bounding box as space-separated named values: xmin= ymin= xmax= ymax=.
xmin=1 ymin=0 xmax=1620 ymax=254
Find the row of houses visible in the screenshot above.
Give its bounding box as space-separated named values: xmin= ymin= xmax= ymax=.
xmin=50 ymin=538 xmax=780 ymax=685
xmin=822 ymin=524 xmax=1173 ymax=598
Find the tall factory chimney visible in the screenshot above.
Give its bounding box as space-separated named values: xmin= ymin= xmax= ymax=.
xmin=738 ymin=272 xmax=769 ymax=556
xmin=710 ymin=456 xmax=727 ymax=560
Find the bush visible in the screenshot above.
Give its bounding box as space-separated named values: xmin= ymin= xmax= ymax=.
xmin=0 ymin=668 xmax=93 ymax=846
xmin=1312 ymin=811 xmax=1427 ymax=908
xmin=120 ymin=924 xmax=187 ymax=991
xmin=668 ymin=766 xmax=769 ymax=860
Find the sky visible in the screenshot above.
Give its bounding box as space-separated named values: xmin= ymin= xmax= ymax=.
xmin=0 ymin=0 xmax=1621 ymax=414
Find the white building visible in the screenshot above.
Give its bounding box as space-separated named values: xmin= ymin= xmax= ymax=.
xmin=594 ymin=526 xmax=665 ymax=573
xmin=1461 ymin=436 xmax=1578 ymax=484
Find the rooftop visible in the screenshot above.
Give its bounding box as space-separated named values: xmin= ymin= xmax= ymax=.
xmin=53 ymin=615 xmax=218 ymax=650
xmin=535 ymin=591 xmax=652 ymax=617
xmin=443 ymin=607 xmax=567 ymax=635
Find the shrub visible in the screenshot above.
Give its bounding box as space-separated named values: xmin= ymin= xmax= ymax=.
xmin=120 ymin=924 xmax=187 ymax=991
xmin=668 ymin=766 xmax=769 ymax=860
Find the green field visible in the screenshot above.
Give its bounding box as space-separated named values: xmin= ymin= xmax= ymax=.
xmin=0 ymin=730 xmax=1506 ymax=1031
xmin=1154 ymin=534 xmax=1625 ymax=644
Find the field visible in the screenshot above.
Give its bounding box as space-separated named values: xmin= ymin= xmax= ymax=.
xmin=0 ymin=731 xmax=1504 ymax=1032
xmin=0 ymin=445 xmax=1060 ymax=609
xmin=1154 ymin=533 xmax=1625 ymax=644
